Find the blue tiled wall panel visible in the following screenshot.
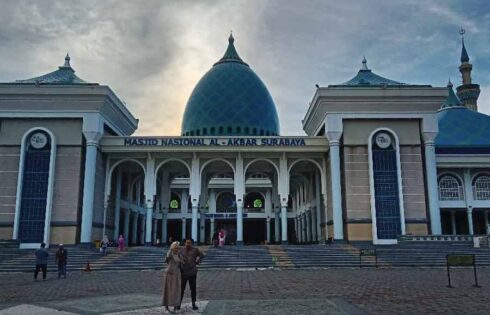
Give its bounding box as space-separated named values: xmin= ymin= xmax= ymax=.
xmin=18 ymin=149 xmax=51 ymax=243
xmin=372 ymin=148 xmax=401 ymax=239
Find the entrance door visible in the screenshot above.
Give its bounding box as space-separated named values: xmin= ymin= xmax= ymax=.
xmin=243 ymin=219 xmax=266 ymax=245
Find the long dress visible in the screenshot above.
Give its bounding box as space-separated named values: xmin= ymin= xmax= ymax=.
xmin=162 ymin=252 xmax=182 ymax=307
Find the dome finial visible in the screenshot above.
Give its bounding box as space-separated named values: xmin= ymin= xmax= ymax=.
xmin=447 ymin=78 xmax=453 ymax=88
xmin=214 ymin=31 xmax=248 ymax=66
xmin=459 ymin=27 xmax=469 ymax=63
xmin=63 ymin=52 xmax=71 ymax=67
xmin=361 ymin=56 xmax=369 ymax=70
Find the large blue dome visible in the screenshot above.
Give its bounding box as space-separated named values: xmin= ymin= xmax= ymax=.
xmin=181 ymin=35 xmax=280 ymax=136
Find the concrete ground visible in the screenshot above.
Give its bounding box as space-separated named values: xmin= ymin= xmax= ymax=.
xmin=0 ymin=267 xmax=488 ymax=314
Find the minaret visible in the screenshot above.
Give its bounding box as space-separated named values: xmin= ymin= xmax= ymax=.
xmin=456 ymin=28 xmax=480 ymax=111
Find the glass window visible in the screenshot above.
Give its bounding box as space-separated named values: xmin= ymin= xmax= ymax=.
xmin=473 ymin=175 xmax=490 ymax=200
xmin=438 ymin=175 xmax=464 ymax=201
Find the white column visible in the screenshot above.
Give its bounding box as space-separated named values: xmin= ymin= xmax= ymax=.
xmin=199 ymin=212 xmax=205 ymax=244
xmin=280 ymin=199 xmax=288 ymax=244
xmin=315 ymin=171 xmax=322 ymax=242
xmin=161 ymin=212 xmax=168 ymax=244
xmin=274 ymin=211 xmax=280 ymax=243
xmin=298 ymin=215 xmax=302 ymax=243
xmin=191 ymin=203 xmax=198 ymax=242
xmin=311 ymin=207 xmax=318 ymax=242
xmin=113 ymin=168 xmax=122 ymax=240
xmin=423 ymin=138 xmax=442 ymax=234
xmin=210 ymin=218 xmax=215 ymax=241
xmin=123 ymin=208 xmax=130 ymax=246
xmin=140 ymin=214 xmax=145 ymax=245
xmin=145 ymin=201 xmax=154 ymax=245
xmin=144 ymin=157 xmax=156 ymax=246
xmin=301 ymin=212 xmax=308 ymax=243
xmin=80 ymin=131 xmax=102 ymax=245
xmin=328 ymin=140 xmax=344 ymax=240
xmin=463 ymin=169 xmax=474 ymax=236
xmin=236 ymin=203 xmax=244 ymax=245
xmin=467 ymin=209 xmax=474 ymax=235
xmin=152 ymin=219 xmax=157 ymax=244
xmin=235 ymin=154 xmax=245 ymax=245
xmin=181 ymin=218 xmax=187 ymax=240
xmin=451 ymin=211 xmax=457 ymax=235
xmin=266 ymin=218 xmax=271 ymax=244
xmin=181 ymin=189 xmax=189 ymax=214
xmin=306 ymin=210 xmax=312 ymax=242
xmin=294 ymin=217 xmax=298 ymax=243
xmin=209 ymin=189 xmax=216 ymax=242
xmin=131 ymin=212 xmax=138 ymax=245
xmin=265 ymin=190 xmax=272 ymax=216
xmin=485 ymin=210 xmax=490 ymax=235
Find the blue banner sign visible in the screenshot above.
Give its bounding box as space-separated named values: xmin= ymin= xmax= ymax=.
xmin=124 ymin=137 xmax=306 ymax=147
xmin=204 ymin=213 xmax=249 ymax=219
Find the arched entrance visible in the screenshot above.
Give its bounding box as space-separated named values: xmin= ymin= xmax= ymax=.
xmin=201 ymin=159 xmax=235 ymax=244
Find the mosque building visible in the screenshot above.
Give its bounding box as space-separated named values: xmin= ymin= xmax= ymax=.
xmin=0 ymin=31 xmax=489 ymax=248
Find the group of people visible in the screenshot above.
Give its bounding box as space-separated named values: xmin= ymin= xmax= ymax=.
xmin=34 ymin=242 xmax=67 ymax=281
xmin=162 ymin=238 xmax=205 ymax=313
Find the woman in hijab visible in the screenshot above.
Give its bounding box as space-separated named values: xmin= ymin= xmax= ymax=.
xmin=163 ymin=241 xmax=182 ymax=312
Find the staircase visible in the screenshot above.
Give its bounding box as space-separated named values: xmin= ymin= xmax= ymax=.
xmin=1 ymin=242 xmax=490 ymax=273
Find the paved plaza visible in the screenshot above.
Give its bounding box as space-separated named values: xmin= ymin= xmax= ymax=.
xmin=0 ymin=267 xmax=489 ymax=314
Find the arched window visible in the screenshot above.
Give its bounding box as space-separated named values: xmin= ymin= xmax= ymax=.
xmin=244 ymin=192 xmax=264 ymax=212
xmin=369 ymin=130 xmax=403 ymax=241
xmin=202 ymin=128 xmax=207 ymax=135
xmin=216 ymin=192 xmax=236 ymax=213
xmin=15 ymin=129 xmax=56 ymax=244
xmin=210 ymin=127 xmax=215 ymax=135
xmin=218 ymin=126 xmax=223 ymax=134
xmin=438 ymin=175 xmax=464 ymax=201
xmin=473 ymin=174 xmax=490 ymax=200
xmin=236 ymin=127 xmax=241 ymax=134
xmin=227 ymin=126 xmax=232 ymax=134
xmin=190 ymin=131 xmax=194 ymax=136
xmin=260 ymin=129 xmax=264 ymax=136
xmin=245 ymin=127 xmax=249 ymax=135
xmin=253 ymin=128 xmax=257 ymax=135
xmin=196 ymin=129 xmax=200 ymax=136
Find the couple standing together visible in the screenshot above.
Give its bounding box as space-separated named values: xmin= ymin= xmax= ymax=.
xmin=163 ymin=238 xmax=204 ymax=313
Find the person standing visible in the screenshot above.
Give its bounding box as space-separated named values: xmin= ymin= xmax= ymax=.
xmin=34 ymin=242 xmax=49 ymax=281
xmin=100 ymin=235 xmax=109 ymax=255
xmin=55 ymin=244 xmax=67 ymax=279
xmin=178 ymin=238 xmax=204 ymax=311
xmin=162 ymin=241 xmax=182 ymax=312
xmin=118 ymin=235 xmax=125 ymax=251
xmin=218 ymin=229 xmax=225 ymax=247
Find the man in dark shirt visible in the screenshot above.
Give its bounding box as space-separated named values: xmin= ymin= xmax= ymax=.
xmin=55 ymin=244 xmax=68 ymax=279
xmin=34 ymin=242 xmax=49 ymax=281
xmin=178 ymin=238 xmax=204 ymax=310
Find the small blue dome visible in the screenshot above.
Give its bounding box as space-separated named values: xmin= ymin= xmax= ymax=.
xmin=181 ymin=35 xmax=280 ymax=136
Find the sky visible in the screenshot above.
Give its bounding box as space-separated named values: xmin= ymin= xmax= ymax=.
xmin=0 ymin=0 xmax=489 ymax=136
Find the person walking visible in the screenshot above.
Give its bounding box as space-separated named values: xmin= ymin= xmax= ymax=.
xmin=178 ymin=238 xmax=204 ymax=311
xmin=55 ymin=244 xmax=67 ymax=279
xmin=118 ymin=235 xmax=125 ymax=251
xmin=34 ymin=242 xmax=49 ymax=281
xmin=162 ymin=241 xmax=182 ymax=313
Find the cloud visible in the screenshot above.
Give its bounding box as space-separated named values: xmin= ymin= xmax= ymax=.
xmin=0 ymin=0 xmax=488 ymax=135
